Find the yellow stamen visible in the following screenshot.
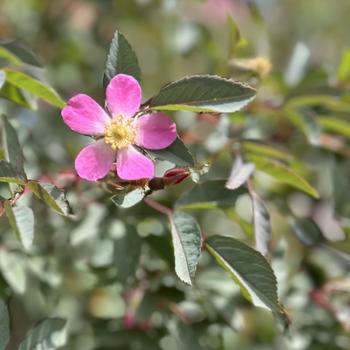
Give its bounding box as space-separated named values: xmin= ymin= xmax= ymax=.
xmin=104 ymin=115 xmax=138 ymax=150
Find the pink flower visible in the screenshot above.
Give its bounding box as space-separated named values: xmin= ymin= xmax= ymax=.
xmin=61 ymin=74 xmax=177 ymax=181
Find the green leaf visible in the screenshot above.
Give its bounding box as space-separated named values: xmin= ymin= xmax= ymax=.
xmin=111 ymin=187 xmax=145 ymax=208
xmin=103 ymin=30 xmax=141 ymax=87
xmin=0 ymin=160 xmax=26 ymax=184
xmin=0 ymin=299 xmax=10 ymax=350
xmin=145 ymin=235 xmax=174 ymax=267
xmin=27 ymin=181 xmax=71 ymax=216
xmin=167 ymin=319 xmax=203 ymax=350
xmin=338 ymin=48 xmax=350 ymax=82
xmin=169 ymin=211 xmax=202 ymax=285
xmin=70 ymin=203 xmax=104 ymax=245
xmin=290 ymin=217 xmax=323 ymax=247
xmin=176 ymin=180 xmax=246 ymax=210
xmin=0 ymin=40 xmax=42 ymax=67
xmin=1 ymin=115 xmax=25 ymax=175
xmin=18 ymin=318 xmax=67 ymax=350
xmin=206 ymin=235 xmax=288 ymax=326
xmin=227 ymin=15 xmax=242 ymax=58
xmin=0 ymin=249 xmax=26 ymax=294
xmin=4 ymin=202 xmax=34 ymax=250
xmin=149 ymin=75 xmax=256 ymax=113
xmin=319 ymin=117 xmax=350 ymax=139
xmin=247 ymin=155 xmax=319 ymax=198
xmin=251 ymin=192 xmax=271 ymax=257
xmin=114 ymin=225 xmax=142 ymax=283
xmin=0 ymin=47 xmax=21 ymax=65
xmin=224 ymin=208 xmax=253 ymax=236
xmin=4 ymin=69 xmax=65 ymax=108
xmin=135 ymin=291 xmax=159 ymax=323
xmin=0 ymin=81 xmax=34 ymax=109
xmin=285 ymin=95 xmax=349 ymax=114
xmin=285 ymin=108 xmax=320 ymax=145
xmin=242 ymin=141 xmax=293 ymax=162
xmin=96 ymin=329 xmax=162 ymax=349
xmin=0 ymin=71 xmax=5 ymax=90
xmin=147 ymin=137 xmax=194 ymax=167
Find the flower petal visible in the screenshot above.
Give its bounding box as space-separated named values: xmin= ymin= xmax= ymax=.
xmin=135 ymin=112 xmax=177 ymax=150
xmin=106 ymin=74 xmax=142 ymax=118
xmin=75 ymin=140 xmax=114 ymax=181
xmin=116 ymin=146 xmax=154 ymax=180
xmin=62 ymin=94 xmax=110 ymax=135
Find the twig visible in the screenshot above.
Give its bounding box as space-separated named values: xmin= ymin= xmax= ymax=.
xmin=144 ymin=197 xmax=173 ymax=217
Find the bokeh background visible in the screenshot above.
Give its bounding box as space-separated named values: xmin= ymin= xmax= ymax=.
xmin=1 ymin=0 xmax=350 ymax=349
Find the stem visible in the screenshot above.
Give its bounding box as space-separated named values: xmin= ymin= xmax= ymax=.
xmin=144 ymin=197 xmax=173 ymax=217
xmin=167 ymin=301 xmax=191 ymax=325
xmin=106 ymin=181 xmax=124 ymax=190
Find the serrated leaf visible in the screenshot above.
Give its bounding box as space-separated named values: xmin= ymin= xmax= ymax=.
xmin=176 ymin=180 xmax=246 ymax=210
xmin=149 ymin=75 xmax=256 ymax=113
xmin=103 ymin=30 xmax=141 ymax=87
xmin=18 ymin=318 xmax=67 ymax=350
xmin=0 ymin=249 xmax=26 ymax=294
xmin=27 ymin=181 xmax=71 ymax=216
xmin=206 ymin=235 xmax=288 ymax=326
xmin=147 ymin=137 xmax=194 ymax=167
xmin=226 ymin=155 xmax=255 ymax=190
xmin=0 ymin=40 xmax=42 ymax=67
xmin=169 ymin=211 xmax=202 ymax=285
xmin=1 ymin=115 xmax=25 ymax=175
xmin=0 ymin=160 xmax=26 ymax=184
xmin=247 ymin=155 xmax=319 ymax=198
xmin=0 ymin=71 xmax=5 ymax=90
xmin=111 ymin=188 xmax=145 ymax=208
xmin=4 ymin=202 xmax=34 ymax=250
xmin=251 ymin=192 xmax=271 ymax=257
xmin=0 ymin=81 xmax=34 ymax=109
xmin=4 ymin=69 xmax=65 ymax=108
xmin=0 ymin=299 xmax=10 ymax=350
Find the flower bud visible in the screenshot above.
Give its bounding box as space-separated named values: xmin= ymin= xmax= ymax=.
xmin=163 ymin=168 xmax=190 ymax=186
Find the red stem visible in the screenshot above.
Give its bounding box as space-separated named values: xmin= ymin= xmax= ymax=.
xmin=144 ymin=197 xmax=173 ymax=217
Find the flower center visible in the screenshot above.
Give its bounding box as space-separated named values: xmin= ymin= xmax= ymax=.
xmin=104 ymin=115 xmax=138 ymax=150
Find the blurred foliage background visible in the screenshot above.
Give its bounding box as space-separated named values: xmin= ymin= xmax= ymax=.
xmin=0 ymin=0 xmax=350 ymax=349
